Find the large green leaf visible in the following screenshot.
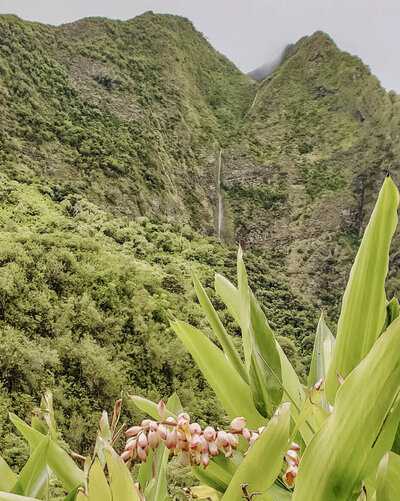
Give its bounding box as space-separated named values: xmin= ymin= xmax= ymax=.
xmin=103 ymin=442 xmax=141 ymax=501
xmin=221 ymin=403 xmax=290 ymax=501
xmin=11 ymin=436 xmax=50 ymax=498
xmin=293 ymin=315 xmax=400 ymax=501
xmin=249 ymin=293 xmax=282 ymax=417
xmin=308 ymin=313 xmax=335 ymax=389
xmin=0 ymin=493 xmax=38 ymax=501
xmin=0 ymin=456 xmax=17 ymax=492
xmin=192 ymin=270 xmax=247 ymax=382
xmin=171 ymin=319 xmax=264 ymax=428
xmin=88 ymin=458 xmax=111 ymax=501
xmin=375 ymin=451 xmax=400 ymax=500
xmin=9 ymin=413 xmax=83 ymax=491
xmin=325 ymin=176 xmax=399 ymax=403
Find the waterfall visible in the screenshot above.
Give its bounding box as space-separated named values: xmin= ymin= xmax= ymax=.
xmin=217 ymin=148 xmax=223 ymax=242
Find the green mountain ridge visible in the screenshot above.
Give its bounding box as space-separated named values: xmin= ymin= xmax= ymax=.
xmin=1 ymin=12 xmax=400 ymax=477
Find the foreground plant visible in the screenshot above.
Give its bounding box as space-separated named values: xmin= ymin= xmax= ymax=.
xmin=127 ymin=175 xmax=400 ymax=500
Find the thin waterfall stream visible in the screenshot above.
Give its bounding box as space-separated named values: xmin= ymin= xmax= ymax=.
xmin=217 ymin=148 xmax=223 ymax=241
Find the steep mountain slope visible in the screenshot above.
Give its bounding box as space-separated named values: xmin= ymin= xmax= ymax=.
xmin=221 ymin=31 xmax=400 ymax=315
xmin=0 ymin=12 xmax=254 ymax=233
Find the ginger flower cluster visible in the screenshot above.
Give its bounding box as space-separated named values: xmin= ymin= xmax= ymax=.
xmin=121 ymin=401 xmax=265 ymax=468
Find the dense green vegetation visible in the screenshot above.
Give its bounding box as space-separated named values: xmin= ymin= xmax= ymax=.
xmin=0 ymin=173 xmax=316 ymax=469
xmin=1 ymin=13 xmax=400 ymax=497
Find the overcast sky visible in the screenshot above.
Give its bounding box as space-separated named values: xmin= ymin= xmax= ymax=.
xmin=1 ymin=0 xmax=399 ymax=92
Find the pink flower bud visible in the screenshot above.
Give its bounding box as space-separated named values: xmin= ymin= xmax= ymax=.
xmin=230 ymin=417 xmax=247 ymax=431
xmin=285 ymin=450 xmax=299 ymax=466
xmin=216 ymin=431 xmax=229 ymax=449
xmin=141 ymin=419 xmax=151 ymax=428
xmin=201 ymin=451 xmax=210 ymax=468
xmin=227 ymin=433 xmax=239 ymax=449
xmin=208 ymin=440 xmax=218 ymax=456
xmin=121 ymin=450 xmax=131 ymax=461
xmin=283 ymin=465 xmax=298 ymax=489
xmin=249 ymin=432 xmax=259 ymax=445
xmin=137 ymin=445 xmax=147 ymax=462
xmin=179 ymin=450 xmax=190 ymax=467
xmin=190 ymin=434 xmax=201 ymax=449
xmin=125 ymin=438 xmax=137 ymax=451
xmin=149 ymin=420 xmax=158 ymax=432
xmin=203 ymin=426 xmax=216 ymax=442
xmin=165 ymin=417 xmax=176 ymax=426
xmin=157 ymin=400 xmax=166 ymax=419
xmin=242 ymin=428 xmax=251 ymax=441
xmin=165 ymin=430 xmax=177 ymax=449
xmin=126 ymin=426 xmax=142 ymax=437
xmin=138 ymin=433 xmax=148 ymax=449
xmin=177 ymin=412 xmax=190 ymax=423
xmin=148 ymin=430 xmax=160 ymax=450
xmin=158 ymin=424 xmax=167 ymax=440
xmin=290 ymin=442 xmax=301 ymax=451
xmin=190 ymin=423 xmax=201 ymax=435
xmin=200 ymin=436 xmax=209 ymax=453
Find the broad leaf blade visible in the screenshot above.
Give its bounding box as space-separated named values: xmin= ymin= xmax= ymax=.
xmin=249 ymin=293 xmax=282 ymax=417
xmin=192 ymin=270 xmax=248 ymax=382
xmin=103 ymin=442 xmax=141 ymax=501
xmin=221 ymin=403 xmax=291 ymax=501
xmin=0 ymin=456 xmax=17 ymax=492
xmin=326 ymin=176 xmax=399 ymax=403
xmin=293 ymin=316 xmax=400 ymax=501
xmin=375 ymin=451 xmax=400 ymax=500
xmin=88 ymin=458 xmax=111 ymax=501
xmin=9 ymin=413 xmax=84 ymax=491
xmin=171 ymin=319 xmax=264 ymax=428
xmin=11 ymin=436 xmax=50 ymax=498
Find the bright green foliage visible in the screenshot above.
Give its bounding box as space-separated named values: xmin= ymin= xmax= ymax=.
xmin=221 ymin=404 xmax=290 ymax=501
xmin=375 ymin=452 xmax=400 ymax=500
xmin=325 ymin=176 xmax=399 ymax=403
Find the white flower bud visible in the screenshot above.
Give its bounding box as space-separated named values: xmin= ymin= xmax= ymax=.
xmin=242 ymin=427 xmax=251 ymax=441
xmin=141 ymin=419 xmax=151 ymax=428
xmin=227 ymin=433 xmax=239 ymax=449
xmin=148 ymin=430 xmax=160 ymax=450
xmin=138 ymin=432 xmax=148 ymax=449
xmin=190 ymin=434 xmax=201 ymax=449
xmin=125 ymin=426 xmax=142 ymax=437
xmin=290 ymin=442 xmax=301 ymax=451
xmin=208 ymin=440 xmax=218 ymax=456
xmin=216 ymin=430 xmax=229 ymax=449
xmin=137 ymin=445 xmax=147 ymax=462
xmin=165 ymin=417 xmax=176 ymax=426
xmin=125 ymin=437 xmax=137 ymax=451
xmin=149 ymin=420 xmax=158 ymax=431
xmin=157 ymin=400 xmax=166 ymax=419
xmin=158 ymin=424 xmax=167 ymax=440
xmin=165 ymin=429 xmax=177 ymax=449
xmin=177 ymin=412 xmax=190 ymax=422
xmin=201 ymin=451 xmax=210 ymax=468
xmin=249 ymin=432 xmax=259 ymax=445
xmin=285 ymin=450 xmax=299 ymax=466
xmin=200 ymin=436 xmax=209 ymax=453
xmin=190 ymin=423 xmax=201 ymax=435
xmin=230 ymin=417 xmax=247 ymax=431
xmin=203 ymin=426 xmax=216 ymax=442
xmin=121 ymin=450 xmax=131 ymax=461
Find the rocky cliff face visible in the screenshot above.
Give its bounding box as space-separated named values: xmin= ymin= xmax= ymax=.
xmin=1 ymin=15 xmax=400 ymax=316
